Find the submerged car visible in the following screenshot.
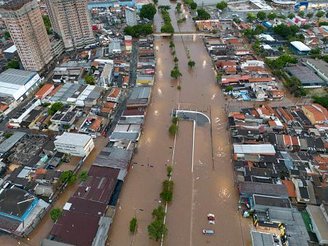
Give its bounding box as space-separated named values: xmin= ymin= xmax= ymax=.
xmin=207 ymin=213 xmax=215 ymax=224
xmin=202 ymin=229 xmax=215 ymax=235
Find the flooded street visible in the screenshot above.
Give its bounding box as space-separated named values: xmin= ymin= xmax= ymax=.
xmin=109 ymin=1 xmax=251 ymax=246
xmin=0 ymin=137 xmax=108 ymax=246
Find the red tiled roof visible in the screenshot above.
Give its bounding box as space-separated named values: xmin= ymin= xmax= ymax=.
xmin=282 ymin=180 xmax=296 ymax=198
xmin=35 ymin=84 xmax=54 ymax=99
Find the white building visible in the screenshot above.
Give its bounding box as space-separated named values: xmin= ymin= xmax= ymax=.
xmin=125 ymin=7 xmax=137 ymax=26
xmin=100 ymin=63 xmax=113 ymax=88
xmin=54 ymin=132 xmax=95 ymax=157
xmin=0 ymin=69 xmax=41 ymax=100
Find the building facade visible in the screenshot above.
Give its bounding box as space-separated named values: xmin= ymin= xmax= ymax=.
xmin=125 ymin=7 xmax=137 ymax=26
xmin=45 ymin=0 xmax=95 ymax=50
xmin=0 ymin=0 xmax=53 ymax=71
xmin=54 ymin=132 xmax=95 ymax=157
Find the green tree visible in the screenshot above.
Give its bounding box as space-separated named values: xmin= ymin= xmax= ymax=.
xmin=273 ymin=24 xmax=300 ymax=40
xmin=167 ymin=165 xmax=173 ymax=177
xmin=48 ymin=102 xmax=64 ymax=115
xmin=298 ymin=11 xmax=305 ymax=17
xmin=4 ymin=31 xmax=10 ymax=40
xmin=307 ymin=12 xmax=314 ymax=18
xmin=313 ymin=96 xmax=328 ymax=109
xmin=148 ymin=219 xmax=167 ymax=241
xmin=174 ymin=56 xmax=179 ymax=63
xmin=309 ymin=47 xmax=321 ymax=57
xmin=225 ymin=85 xmax=234 ymax=92
xmin=267 ymin=12 xmax=276 ymax=20
xmin=176 ymin=3 xmax=182 ymax=13
xmin=130 ymin=217 xmax=138 ymax=233
xmin=247 ymin=13 xmax=256 ymax=22
xmin=169 ymin=123 xmax=178 ymax=136
xmin=5 ymin=59 xmax=20 ymax=69
xmin=170 ymin=66 xmax=182 ymax=79
xmin=257 ymin=11 xmax=266 ymax=21
xmin=124 ymin=24 xmax=153 ymax=37
xmin=42 ymin=15 xmax=52 ymax=34
xmin=288 ymin=13 xmax=295 ymax=19
xmin=59 ymin=170 xmax=77 ymax=185
xmin=196 ymin=9 xmax=211 ymax=20
xmin=50 ymin=208 xmax=62 ymax=222
xmin=85 ymin=74 xmax=96 ymax=85
xmin=188 ymin=60 xmax=195 ymax=68
xmin=216 ymin=1 xmax=227 ymax=11
xmin=152 ymin=205 xmax=166 ymax=221
xmin=140 ymin=4 xmax=157 ymax=20
xmin=233 ymin=18 xmax=241 ymax=24
xmin=161 ymin=23 xmax=174 ymax=33
xmin=160 ymin=180 xmax=174 ymax=202
xmin=316 ymin=10 xmax=325 ymax=18
xmin=79 ymin=170 xmax=88 ymax=182
xmin=190 ymin=2 xmax=197 ymax=10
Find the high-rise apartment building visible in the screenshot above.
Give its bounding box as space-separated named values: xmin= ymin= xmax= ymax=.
xmin=0 ymin=0 xmax=53 ymax=72
xmin=125 ymin=7 xmax=137 ymax=26
xmin=45 ymin=0 xmax=95 ymax=50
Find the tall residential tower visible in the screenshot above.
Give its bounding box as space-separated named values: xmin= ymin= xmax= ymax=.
xmin=0 ymin=0 xmax=53 ymax=71
xmin=45 ymin=0 xmax=95 ymax=50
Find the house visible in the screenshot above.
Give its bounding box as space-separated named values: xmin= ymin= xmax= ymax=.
xmin=306 ymin=203 xmax=328 ymax=245
xmin=302 ymin=104 xmax=328 ymax=125
xmin=107 ymin=88 xmax=121 ymax=103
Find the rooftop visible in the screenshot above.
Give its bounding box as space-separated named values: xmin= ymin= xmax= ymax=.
xmin=0 ymin=186 xmax=36 ymax=221
xmin=286 ymin=65 xmax=325 ymax=87
xmin=307 ymin=205 xmax=328 ymax=243
xmin=0 ymin=69 xmax=38 ymax=86
xmin=55 ymin=133 xmax=92 ymax=147
xmin=290 ymin=41 xmax=311 ymax=52
xmin=239 ymin=182 xmax=288 ymax=198
xmin=306 ymin=58 xmax=328 ymax=76
xmin=0 ymin=0 xmax=32 ymax=11
xmin=0 ymin=131 xmax=26 ymax=154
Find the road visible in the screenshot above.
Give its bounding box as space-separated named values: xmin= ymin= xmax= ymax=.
xmin=108 ymin=1 xmax=251 ymax=246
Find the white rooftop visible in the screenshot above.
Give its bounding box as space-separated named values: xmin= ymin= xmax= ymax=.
xmin=233 ymin=144 xmax=276 ymax=155
xmin=4 ymin=45 xmax=17 ymax=53
xmin=55 ymin=132 xmax=92 ymax=146
xmin=290 ymin=41 xmax=311 ymax=52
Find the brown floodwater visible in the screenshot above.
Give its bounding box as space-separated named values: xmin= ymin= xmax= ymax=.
xmin=109 ymin=1 xmax=251 ymax=246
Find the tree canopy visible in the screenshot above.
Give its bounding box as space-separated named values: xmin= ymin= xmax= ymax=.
xmin=140 ymin=3 xmax=157 ymax=20
xmin=124 ymin=24 xmax=153 ymax=37
xmin=48 ymin=102 xmax=64 ymax=115
xmin=59 ymin=170 xmax=77 ymax=185
xmin=50 ymin=208 xmax=62 ymax=222
xmin=265 ymin=54 xmax=297 ymax=69
xmin=273 ymin=24 xmax=300 ymax=40
xmin=313 ymin=96 xmax=328 ymax=109
xmin=216 ymin=1 xmax=227 ymax=10
xmin=247 ymin=13 xmax=256 ymax=22
xmin=196 ymin=9 xmax=211 ymax=20
xmin=84 ymin=74 xmax=96 ymax=85
xmin=257 ymin=11 xmax=266 ymax=21
xmin=5 ymin=59 xmax=20 ymax=69
xmin=267 ymin=12 xmax=276 ymax=20
xmin=316 ymin=10 xmax=325 ymax=18
xmin=148 ymin=219 xmax=167 ymax=241
xmin=42 ymin=15 xmax=52 ymax=34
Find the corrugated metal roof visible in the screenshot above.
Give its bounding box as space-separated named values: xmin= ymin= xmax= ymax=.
xmin=233 ymin=144 xmax=275 ymax=155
